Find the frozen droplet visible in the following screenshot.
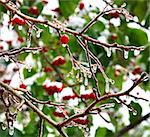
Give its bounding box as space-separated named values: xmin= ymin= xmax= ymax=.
xmin=133 ymin=110 xmax=137 ymax=116
xmin=105 ymin=80 xmax=110 ymax=93
xmin=9 ymin=23 xmax=14 ymax=31
xmin=36 ymin=29 xmax=42 ymax=38
xmin=4 ymin=55 xmax=9 ymax=62
xmin=121 ymin=3 xmax=126 ymax=8
xmin=18 ymin=25 xmax=22 ymax=30
xmin=124 ymin=50 xmax=128 ymax=59
xmin=134 ymin=50 xmax=140 ymax=56
xmin=1 ymin=123 xmax=7 ymax=130
xmin=27 ymin=38 xmax=31 ymax=47
xmin=62 ymin=44 xmax=67 ymax=47
xmin=109 ymin=79 xmax=115 ymax=85
xmin=87 ymin=73 xmax=92 ymax=78
xmin=143 ymin=76 xmax=149 ymax=82
xmin=84 ymin=76 xmax=88 ymax=86
xmin=25 ymin=64 xmax=32 ymax=72
xmin=106 ymin=48 xmax=112 ymax=57
xmin=32 ymin=50 xmax=38 ymax=54
xmin=9 ymin=126 xmax=14 ymax=136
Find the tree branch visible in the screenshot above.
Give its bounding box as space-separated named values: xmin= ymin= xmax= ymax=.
xmin=0 ymin=0 xmax=144 ymax=52
xmin=116 ymin=112 xmax=150 ymax=137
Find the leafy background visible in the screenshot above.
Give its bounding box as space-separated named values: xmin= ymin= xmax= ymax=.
xmin=0 ymin=0 xmax=149 ymax=137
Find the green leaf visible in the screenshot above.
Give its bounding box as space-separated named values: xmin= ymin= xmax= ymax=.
xmin=59 ymin=0 xmax=80 ymax=18
xmin=23 ymin=68 xmax=37 ymax=79
xmin=129 ymin=101 xmax=142 ymax=124
xmin=95 ymin=127 xmax=106 ymax=137
xmin=127 ymin=0 xmax=149 ymax=21
xmin=36 ymin=74 xmax=46 ymax=85
xmin=127 ymin=28 xmax=148 ymax=46
xmin=66 ymin=127 xmax=84 ymax=137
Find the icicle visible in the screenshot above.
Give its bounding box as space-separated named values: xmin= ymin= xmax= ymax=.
xmin=36 ymin=29 xmax=42 ymax=38
xmin=9 ymin=126 xmax=14 ymax=136
xmin=27 ymin=37 xmax=31 ymax=47
xmin=105 ymin=80 xmax=110 ymax=93
xmin=106 ymin=48 xmax=112 ymax=57
xmin=4 ymin=55 xmax=9 ymax=62
xmin=134 ymin=49 xmax=140 ymax=56
xmin=84 ymin=75 xmax=88 ymax=86
xmin=1 ymin=123 xmax=7 ymax=130
xmin=124 ymin=50 xmax=128 ymax=59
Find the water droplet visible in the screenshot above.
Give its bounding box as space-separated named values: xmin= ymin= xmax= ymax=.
xmin=18 ymin=25 xmax=22 ymax=30
xmin=9 ymin=126 xmax=14 ymax=136
xmin=121 ymin=3 xmax=126 ymax=8
xmin=106 ymin=48 xmax=112 ymax=57
xmin=109 ymin=79 xmax=115 ymax=85
xmin=1 ymin=123 xmax=7 ymax=130
xmin=62 ymin=44 xmax=67 ymax=47
xmin=4 ymin=55 xmax=9 ymax=62
xmin=134 ymin=50 xmax=140 ymax=56
xmin=36 ymin=29 xmax=42 ymax=38
xmin=124 ymin=50 xmax=128 ymax=59
xmin=25 ymin=64 xmax=32 ymax=72
xmin=133 ymin=110 xmax=137 ymax=116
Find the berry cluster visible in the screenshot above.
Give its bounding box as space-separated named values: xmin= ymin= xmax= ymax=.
xmin=11 ymin=17 xmax=26 ymax=26
xmin=43 ymin=82 xmax=64 ymax=95
xmin=52 ymin=56 xmax=66 ymax=66
xmin=81 ymin=92 xmax=96 ymax=100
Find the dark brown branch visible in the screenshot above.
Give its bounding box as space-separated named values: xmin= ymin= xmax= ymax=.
xmin=0 ymin=47 xmax=41 ymax=57
xmin=0 ymin=0 xmax=144 ymax=52
xmin=0 ymin=82 xmax=67 ymax=137
xmin=59 ymin=73 xmax=147 ymax=127
xmin=116 ymin=112 xmax=150 ymax=137
xmin=38 ymin=118 xmax=44 ymax=137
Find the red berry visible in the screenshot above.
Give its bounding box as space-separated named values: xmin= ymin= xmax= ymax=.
xmin=73 ymin=118 xmax=88 ymax=125
xmin=62 ymin=95 xmax=77 ymax=100
xmin=18 ymin=37 xmax=24 ymax=43
xmin=11 ymin=17 xmax=26 ymax=26
xmin=3 ymin=79 xmax=11 ymax=84
xmin=109 ymin=11 xmax=120 ymax=18
xmin=132 ymin=67 xmax=142 ymax=75
xmin=53 ymin=111 xmax=65 ymax=118
xmin=41 ymin=47 xmax=48 ymax=53
xmin=79 ymin=2 xmax=84 ymax=10
xmin=60 ymin=34 xmax=69 ymax=44
xmin=43 ymin=82 xmax=64 ymax=95
xmin=52 ymin=56 xmax=66 ymax=66
xmin=81 ymin=93 xmax=96 ymax=100
xmin=20 ymin=83 xmax=27 ymax=89
xmin=111 ymin=34 xmax=118 ymax=41
xmin=6 ymin=40 xmax=12 ymax=45
xmin=44 ymin=67 xmax=53 ymax=73
xmin=28 ymin=6 xmax=39 ymax=15
xmin=0 ymin=45 xmax=3 ymax=50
